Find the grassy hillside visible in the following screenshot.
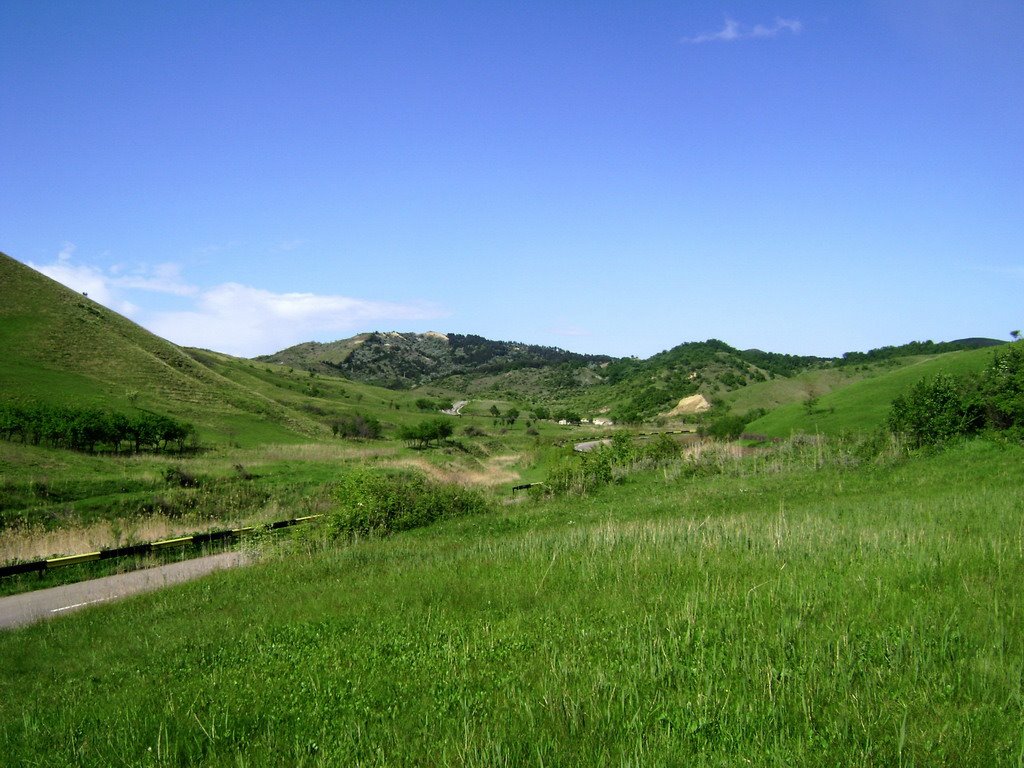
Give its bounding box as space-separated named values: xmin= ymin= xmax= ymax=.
xmin=722 ymin=356 xmax=932 ymax=415
xmin=0 ymin=253 xmax=317 ymax=444
xmin=1 ymin=438 xmax=1020 ymax=765
xmin=745 ymin=346 xmax=1002 ymax=437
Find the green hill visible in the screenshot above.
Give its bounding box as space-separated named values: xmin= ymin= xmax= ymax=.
xmin=0 ymin=253 xmax=321 ymax=445
xmin=257 ymin=331 xmax=613 ymax=389
xmin=745 ymin=346 xmax=1003 ymax=437
xmin=2 ymin=250 xmax=1007 ymax=440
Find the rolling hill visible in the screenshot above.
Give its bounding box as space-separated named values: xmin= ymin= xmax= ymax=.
xmin=744 ymin=346 xmax=1005 ymax=437
xmin=2 ymin=251 xmax=1007 ymax=436
xmin=0 ymin=252 xmax=320 ymax=444
xmin=256 ymin=331 xmax=614 ymax=389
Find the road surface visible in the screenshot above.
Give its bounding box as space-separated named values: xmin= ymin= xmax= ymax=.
xmin=574 ymin=438 xmax=613 ymax=452
xmin=0 ymin=551 xmax=249 ymax=631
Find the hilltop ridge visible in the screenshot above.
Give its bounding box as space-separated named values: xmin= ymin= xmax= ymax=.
xmin=0 ymin=251 xmax=1008 ymax=429
xmin=256 ymin=331 xmax=613 ymax=389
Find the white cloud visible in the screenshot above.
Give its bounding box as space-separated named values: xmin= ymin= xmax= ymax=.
xmin=30 ymin=244 xmax=136 ymax=316
xmin=110 ymin=262 xmax=198 ymax=296
xmin=30 ymin=247 xmax=197 ymax=313
xmin=683 ymin=17 xmax=803 ymax=44
xmin=27 ymin=246 xmax=446 ymax=358
xmin=146 ymin=283 xmax=445 ymax=357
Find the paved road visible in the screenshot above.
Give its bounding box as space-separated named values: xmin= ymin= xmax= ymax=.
xmin=0 ymin=551 xmax=249 ymax=631
xmin=574 ymin=438 xmax=613 ymax=453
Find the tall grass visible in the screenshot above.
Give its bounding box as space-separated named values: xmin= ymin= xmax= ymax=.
xmin=1 ymin=438 xmax=1021 ymax=765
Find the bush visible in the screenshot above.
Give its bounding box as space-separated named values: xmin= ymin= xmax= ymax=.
xmin=702 ymin=414 xmax=747 ymax=441
xmin=887 ymin=373 xmax=983 ymax=447
xmin=330 ymin=469 xmax=491 ymax=539
xmin=415 ymin=398 xmax=452 ymax=412
xmin=640 ymin=432 xmax=681 ymax=463
xmin=164 ymin=466 xmax=200 ymax=488
xmin=977 ymin=343 xmax=1024 ymax=433
xmin=330 ymin=413 xmax=382 ymax=439
xmin=543 ymin=455 xmax=612 ymax=497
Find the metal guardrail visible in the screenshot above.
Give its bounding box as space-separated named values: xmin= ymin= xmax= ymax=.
xmin=0 ymin=515 xmax=323 ymax=579
xmin=511 ymin=482 xmax=543 ymax=494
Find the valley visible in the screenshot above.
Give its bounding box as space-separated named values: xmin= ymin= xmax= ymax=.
xmin=1 ymin=250 xmax=1021 ymax=765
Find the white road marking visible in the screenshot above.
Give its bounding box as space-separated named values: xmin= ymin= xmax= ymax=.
xmin=50 ymin=596 xmax=115 ymax=614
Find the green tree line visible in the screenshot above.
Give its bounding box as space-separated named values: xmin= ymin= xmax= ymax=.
xmin=0 ymin=401 xmax=194 ymax=453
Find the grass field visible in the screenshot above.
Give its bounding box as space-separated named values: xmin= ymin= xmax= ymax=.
xmin=745 ymin=347 xmax=1001 ymax=437
xmin=2 ymin=436 xmax=1021 ymax=766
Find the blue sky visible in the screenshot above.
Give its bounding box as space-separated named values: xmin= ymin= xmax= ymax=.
xmin=2 ymin=1 xmax=1021 ymax=358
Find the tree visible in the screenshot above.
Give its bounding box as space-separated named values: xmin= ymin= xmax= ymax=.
xmin=553 ymin=408 xmax=581 ymax=424
xmin=887 ymin=374 xmax=983 ymax=447
xmin=504 ymin=407 xmax=520 ymax=426
xmin=399 ymin=417 xmax=454 ymax=448
xmin=977 ymin=343 xmax=1024 ymax=432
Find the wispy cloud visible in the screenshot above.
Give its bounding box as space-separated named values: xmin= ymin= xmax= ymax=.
xmin=682 ymin=17 xmax=803 ymax=44
xmin=109 ymin=262 xmax=198 ymax=297
xmin=31 ymin=246 xmax=198 ymax=311
xmin=26 ymin=246 xmax=447 ymax=358
xmin=30 ymin=243 xmax=139 ymax=316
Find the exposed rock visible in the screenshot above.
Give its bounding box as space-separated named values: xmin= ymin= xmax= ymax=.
xmin=666 ymin=394 xmax=711 ymax=416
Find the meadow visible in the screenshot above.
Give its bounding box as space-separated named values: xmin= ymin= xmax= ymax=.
xmin=1 ymin=435 xmax=1021 ymax=766
xmin=744 ymin=347 xmax=997 ymax=438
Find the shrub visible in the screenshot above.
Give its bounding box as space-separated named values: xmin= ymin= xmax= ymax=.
xmin=330 ymin=469 xmax=491 ymax=539
xmin=330 ymin=413 xmax=382 ymax=439
xmin=415 ymin=398 xmax=452 ymax=412
xmin=702 ymin=414 xmax=748 ymax=441
xmin=164 ymin=466 xmax=200 ymax=488
xmin=640 ymin=433 xmax=681 ymax=463
xmin=887 ymin=373 xmax=983 ymax=447
xmin=977 ymin=343 xmax=1024 ymax=433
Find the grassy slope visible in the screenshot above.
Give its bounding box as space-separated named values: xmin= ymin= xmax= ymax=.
xmin=745 ymin=346 xmax=1001 ymax=437
xmin=1 ymin=439 xmax=1020 ymax=766
xmin=721 ymin=357 xmax=927 ymax=414
xmin=0 ymin=253 xmax=315 ymax=444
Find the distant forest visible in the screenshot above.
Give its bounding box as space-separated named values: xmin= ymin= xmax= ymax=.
xmin=839 ymin=338 xmax=1002 ymax=365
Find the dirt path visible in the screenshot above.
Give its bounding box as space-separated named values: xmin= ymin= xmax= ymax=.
xmin=0 ymin=551 xmax=249 ymax=631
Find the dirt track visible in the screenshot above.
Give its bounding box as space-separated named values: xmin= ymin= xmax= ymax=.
xmin=0 ymin=551 xmax=249 ymax=631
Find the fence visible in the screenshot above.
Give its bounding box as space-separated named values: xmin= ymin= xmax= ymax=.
xmin=0 ymin=515 xmax=323 ymax=579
